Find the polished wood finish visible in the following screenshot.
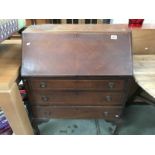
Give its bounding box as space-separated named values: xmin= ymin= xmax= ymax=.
xmin=22 ymin=25 xmax=132 ymax=77
xmin=22 ymin=25 xmax=133 ymax=120
xmin=31 ymin=106 xmax=123 ymax=119
xmin=29 ymin=78 xmax=125 ymax=91
xmin=23 ymin=24 xmax=129 ymax=32
xmin=30 ymin=91 xmax=124 ymax=106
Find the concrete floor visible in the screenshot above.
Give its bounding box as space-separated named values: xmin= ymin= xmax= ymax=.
xmin=38 ymin=104 xmax=155 ymax=135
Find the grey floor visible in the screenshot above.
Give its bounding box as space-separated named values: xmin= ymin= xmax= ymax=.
xmin=38 ymin=104 xmax=155 ymax=135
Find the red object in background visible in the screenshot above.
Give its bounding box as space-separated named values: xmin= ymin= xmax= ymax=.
xmin=129 ymin=19 xmax=144 ymax=28
xmin=20 ymin=89 xmax=26 ymax=94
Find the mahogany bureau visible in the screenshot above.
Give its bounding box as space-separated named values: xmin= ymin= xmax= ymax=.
xmin=21 ymin=24 xmax=133 ymax=122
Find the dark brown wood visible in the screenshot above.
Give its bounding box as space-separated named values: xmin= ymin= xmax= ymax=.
xmin=21 ymin=25 xmax=132 ymax=77
xmin=126 ymin=77 xmax=139 ymax=101
xmin=29 ymin=78 xmax=125 ymax=91
xmin=22 ymin=25 xmax=133 ymax=121
xmin=31 ymin=106 xmax=123 ymax=119
xmin=29 ymin=91 xmax=124 ymax=106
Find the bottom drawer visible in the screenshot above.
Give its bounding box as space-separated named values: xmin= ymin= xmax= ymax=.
xmin=31 ymin=106 xmax=123 ymax=120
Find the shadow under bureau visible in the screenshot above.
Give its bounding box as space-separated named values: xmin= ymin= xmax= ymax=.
xmin=21 ymin=24 xmax=133 ymax=122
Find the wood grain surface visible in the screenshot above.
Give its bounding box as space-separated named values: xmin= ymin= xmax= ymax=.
xmin=0 ymin=40 xmax=21 ymax=90
xmin=133 ymin=55 xmax=155 ymax=98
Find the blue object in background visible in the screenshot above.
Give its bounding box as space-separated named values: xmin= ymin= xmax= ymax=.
xmin=0 ymin=110 xmax=12 ymax=135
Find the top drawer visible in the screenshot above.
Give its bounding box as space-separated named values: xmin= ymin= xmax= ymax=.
xmin=29 ymin=79 xmax=125 ymax=91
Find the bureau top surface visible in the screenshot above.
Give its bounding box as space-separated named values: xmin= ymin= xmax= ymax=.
xmin=23 ymin=24 xmax=130 ymax=33
xmin=23 ymin=24 xmax=155 ymax=34
xmin=22 ymin=24 xmax=133 ymax=77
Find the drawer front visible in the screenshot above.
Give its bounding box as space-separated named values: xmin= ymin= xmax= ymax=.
xmin=30 ymin=91 xmax=124 ymax=106
xmin=31 ymin=106 xmax=123 ymax=119
xmin=29 ymin=79 xmax=125 ymax=91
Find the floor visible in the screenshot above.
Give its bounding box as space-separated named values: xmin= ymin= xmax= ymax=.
xmin=38 ymin=104 xmax=155 ymax=135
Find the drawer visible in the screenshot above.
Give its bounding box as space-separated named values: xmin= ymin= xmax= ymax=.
xmin=29 ymin=79 xmax=125 ymax=91
xmin=31 ymin=106 xmax=123 ymax=119
xmin=30 ymin=91 xmax=124 ymax=106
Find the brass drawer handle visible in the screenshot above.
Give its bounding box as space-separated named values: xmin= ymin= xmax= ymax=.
xmin=105 ymin=95 xmax=112 ymax=102
xmin=103 ymin=111 xmax=108 ymax=116
xmin=41 ymin=96 xmax=49 ymax=101
xmin=108 ymin=82 xmax=115 ymax=89
xmin=115 ymin=115 xmax=119 ymax=118
xmin=40 ymin=82 xmax=47 ymax=88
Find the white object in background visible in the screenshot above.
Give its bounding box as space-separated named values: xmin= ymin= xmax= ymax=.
xmin=111 ymin=19 xmax=129 ymax=24
xmin=143 ymin=19 xmax=155 ymax=24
